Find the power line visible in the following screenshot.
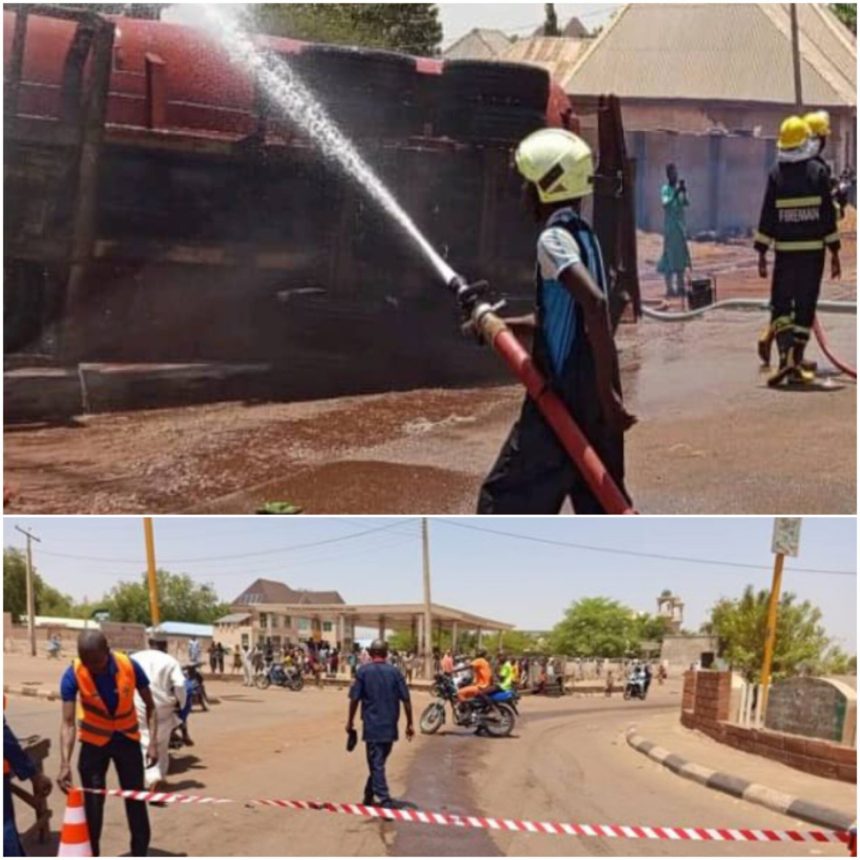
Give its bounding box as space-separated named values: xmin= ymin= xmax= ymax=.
xmin=436 ymin=519 xmax=856 ymax=577
xmin=35 ymin=520 xmax=415 ymax=566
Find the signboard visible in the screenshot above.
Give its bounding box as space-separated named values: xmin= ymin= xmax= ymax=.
xmin=771 ymin=518 xmax=802 ymax=557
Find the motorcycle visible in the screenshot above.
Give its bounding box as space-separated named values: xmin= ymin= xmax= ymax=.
xmin=255 ymin=662 xmax=304 ymax=691
xmin=419 ymin=673 xmax=517 ymax=737
xmin=623 ymin=671 xmax=648 ymax=701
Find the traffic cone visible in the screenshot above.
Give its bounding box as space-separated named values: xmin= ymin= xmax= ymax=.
xmin=57 ymin=788 xmax=93 ymax=857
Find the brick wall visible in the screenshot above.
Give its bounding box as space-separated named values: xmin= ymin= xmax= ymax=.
xmin=682 ymin=670 xmax=697 ymax=711
xmin=681 ymin=670 xmax=857 ymax=783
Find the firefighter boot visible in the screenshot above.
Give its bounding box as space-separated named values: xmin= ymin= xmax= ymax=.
xmin=787 ymin=330 xmax=816 ymax=385
xmin=767 ymin=319 xmax=798 ymax=388
xmin=757 ymin=322 xmax=775 ymax=367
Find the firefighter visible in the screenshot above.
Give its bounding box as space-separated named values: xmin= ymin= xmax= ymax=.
xmin=754 ymin=116 xmax=841 ymax=386
xmin=477 ymin=128 xmax=635 ymax=514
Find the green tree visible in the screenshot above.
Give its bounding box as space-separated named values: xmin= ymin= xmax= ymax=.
xmin=543 ymin=3 xmax=561 ymax=36
xmin=250 ymin=4 xmax=443 ymax=55
xmin=708 ymin=586 xmax=830 ymax=681
xmin=830 ymin=4 xmax=856 ymax=33
xmin=3 ymin=548 xmax=75 ymax=620
xmin=815 ymin=645 xmax=857 ymax=676
xmin=498 ymin=630 xmax=541 ymax=654
xmin=103 ymin=570 xmax=228 ymax=625
xmin=4 ymin=549 xmax=29 ymax=620
xmin=84 ymin=5 xmax=166 ymax=19
xmin=548 ymin=597 xmax=643 ymax=657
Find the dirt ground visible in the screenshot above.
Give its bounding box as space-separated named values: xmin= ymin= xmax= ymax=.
xmin=6 ymin=666 xmax=850 ymax=857
xmin=4 ymin=233 xmax=856 ymax=515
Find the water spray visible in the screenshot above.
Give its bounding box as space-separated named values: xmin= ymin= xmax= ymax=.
xmin=205 ymin=8 xmax=635 ymax=514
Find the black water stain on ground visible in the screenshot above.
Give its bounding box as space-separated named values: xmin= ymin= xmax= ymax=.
xmin=391 ymin=732 xmax=503 ymax=857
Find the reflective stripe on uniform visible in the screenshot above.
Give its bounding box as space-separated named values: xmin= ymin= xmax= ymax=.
xmin=775 ymin=196 xmax=823 ymax=208
xmin=774 ymin=240 xmax=825 ymax=251
xmin=824 ymin=232 xmax=840 ymax=245
xmin=754 ymin=230 xmax=773 ymax=246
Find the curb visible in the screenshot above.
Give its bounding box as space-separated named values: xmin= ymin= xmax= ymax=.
xmin=4 ymin=684 xmax=60 ymax=701
xmin=626 ymin=728 xmax=856 ymax=832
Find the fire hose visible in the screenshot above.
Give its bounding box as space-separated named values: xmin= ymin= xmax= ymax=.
xmin=448 ymin=275 xmax=635 ymax=515
xmin=641 ymin=298 xmax=857 ymax=379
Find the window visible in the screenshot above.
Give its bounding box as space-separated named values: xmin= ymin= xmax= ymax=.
xmin=284 ymin=616 xmax=292 ymax=627
xmin=322 ymin=621 xmax=333 ymax=633
xmin=297 ymin=618 xmax=310 ymax=631
xmin=241 ymin=634 xmax=249 ymax=648
xmin=271 ymin=615 xmax=279 ymax=629
xmin=259 ymin=613 xmax=267 ymax=627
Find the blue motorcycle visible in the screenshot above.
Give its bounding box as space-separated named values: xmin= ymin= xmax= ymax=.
xmin=419 ymin=673 xmax=517 ymax=737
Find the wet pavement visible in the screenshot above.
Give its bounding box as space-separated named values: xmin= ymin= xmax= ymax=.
xmin=5 ymin=247 xmax=856 ymax=514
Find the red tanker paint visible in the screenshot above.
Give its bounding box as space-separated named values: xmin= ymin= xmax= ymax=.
xmin=4 ymin=10 xmax=571 ymax=135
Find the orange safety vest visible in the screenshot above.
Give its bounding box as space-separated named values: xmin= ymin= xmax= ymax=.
xmin=74 ymin=651 xmax=141 ymax=746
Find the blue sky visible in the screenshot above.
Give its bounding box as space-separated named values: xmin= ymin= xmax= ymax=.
xmin=4 ymin=517 xmax=855 ymax=651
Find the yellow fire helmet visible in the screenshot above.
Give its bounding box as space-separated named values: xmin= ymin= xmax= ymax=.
xmin=515 ymin=128 xmax=594 ymax=204
xmin=803 ymin=109 xmax=831 ymax=138
xmin=778 ymin=115 xmax=812 ymax=151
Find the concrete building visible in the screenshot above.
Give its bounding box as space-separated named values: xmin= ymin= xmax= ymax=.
xmin=657 ymin=590 xmax=684 ymax=633
xmin=214 ymin=578 xmax=513 ymax=656
xmin=563 ymin=3 xmax=856 ymax=234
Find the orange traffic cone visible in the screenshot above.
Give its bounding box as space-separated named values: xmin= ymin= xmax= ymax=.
xmin=58 ymin=788 xmax=93 ymax=857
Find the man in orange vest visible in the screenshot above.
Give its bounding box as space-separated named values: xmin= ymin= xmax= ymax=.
xmin=58 ymin=630 xmax=158 ymax=857
xmin=4 ymin=698 xmax=52 ymax=855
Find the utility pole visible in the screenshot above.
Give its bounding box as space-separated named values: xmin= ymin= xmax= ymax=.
xmin=14 ymin=526 xmax=41 ymax=657
xmin=142 ymin=517 xmax=160 ymax=627
xmin=759 ymin=518 xmax=802 ymax=720
xmin=790 ymin=4 xmax=803 ymax=108
xmin=758 ymin=552 xmax=785 ymax=719
xmin=421 ymin=517 xmax=433 ymax=679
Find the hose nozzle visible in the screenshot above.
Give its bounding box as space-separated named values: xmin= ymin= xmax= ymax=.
xmin=448 ymin=274 xmax=488 ymax=315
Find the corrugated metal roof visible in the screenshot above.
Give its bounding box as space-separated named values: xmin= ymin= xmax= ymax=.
xmin=566 ymin=4 xmax=856 ymax=107
xmin=443 ymin=28 xmax=512 ymax=60
xmin=215 ymin=612 xmax=252 ymax=625
xmin=502 ymin=36 xmax=591 ymax=82
xmin=149 ymin=621 xmax=214 ymax=637
xmin=231 ymin=578 xmax=345 ymax=607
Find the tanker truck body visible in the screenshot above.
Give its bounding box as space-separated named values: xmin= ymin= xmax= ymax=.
xmin=4 ymin=6 xmax=637 ymax=414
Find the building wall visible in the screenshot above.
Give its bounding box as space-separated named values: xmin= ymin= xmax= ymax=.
xmin=661 ymin=635 xmax=719 ymax=670
xmin=681 ymin=670 xmax=857 ymax=783
xmin=573 ymin=99 xmax=855 ymax=235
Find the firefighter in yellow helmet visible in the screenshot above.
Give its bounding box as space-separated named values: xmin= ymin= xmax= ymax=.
xmin=754 ymin=116 xmax=841 ymax=386
xmin=477 ymin=128 xmax=635 ymax=514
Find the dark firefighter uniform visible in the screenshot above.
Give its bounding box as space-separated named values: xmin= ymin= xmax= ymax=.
xmin=477 ymin=207 xmax=629 ymax=513
xmin=754 ymin=157 xmax=839 ymax=384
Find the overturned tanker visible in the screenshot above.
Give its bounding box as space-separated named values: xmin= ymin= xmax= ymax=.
xmin=4 ymin=6 xmax=639 ymax=415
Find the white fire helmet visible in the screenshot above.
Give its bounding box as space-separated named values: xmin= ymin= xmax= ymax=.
xmin=515 ymin=128 xmax=594 ymax=204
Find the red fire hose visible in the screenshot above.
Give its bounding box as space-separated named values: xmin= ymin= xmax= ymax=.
xmin=813 ymin=318 xmax=856 ymax=379
xmin=476 ymin=310 xmax=636 ymax=515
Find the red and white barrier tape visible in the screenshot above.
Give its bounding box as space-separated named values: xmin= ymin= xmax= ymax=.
xmin=80 ymin=788 xmax=850 ymax=845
